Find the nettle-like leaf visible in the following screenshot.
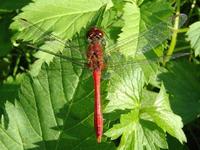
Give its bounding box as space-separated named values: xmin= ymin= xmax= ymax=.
xmin=105 ymin=68 xmax=186 ymax=149
xmin=0 ymin=56 xmax=115 ymax=149
xmin=11 ymin=0 xmax=113 ymax=40
xmin=144 ymin=85 xmax=186 ymax=143
xmin=105 ymin=110 xmax=168 ymax=150
xmin=116 ymin=1 xmax=140 ymax=56
xmin=159 ymin=60 xmax=200 ymax=124
xmin=10 ymin=0 xmax=113 ymax=75
xmin=105 ymin=66 xmax=145 ymax=113
xmin=109 ymin=0 xmax=173 ymax=57
xmin=186 ymin=21 xmax=200 ymax=56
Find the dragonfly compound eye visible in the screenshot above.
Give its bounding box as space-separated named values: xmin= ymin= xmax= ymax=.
xmin=87 ymin=27 xmax=104 ymax=40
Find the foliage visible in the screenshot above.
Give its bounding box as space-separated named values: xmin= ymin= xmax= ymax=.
xmin=186 ymin=21 xmax=200 ymax=56
xmin=0 ymin=0 xmax=200 ymax=149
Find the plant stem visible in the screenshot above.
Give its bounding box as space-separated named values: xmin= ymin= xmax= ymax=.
xmin=13 ymin=54 xmax=21 ymax=77
xmin=163 ymin=0 xmax=181 ymax=65
xmin=177 ymin=27 xmax=189 ymax=33
xmin=188 ymin=0 xmax=196 ymax=19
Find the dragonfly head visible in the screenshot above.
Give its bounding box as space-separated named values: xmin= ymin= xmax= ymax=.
xmin=87 ymin=27 xmax=104 ymax=41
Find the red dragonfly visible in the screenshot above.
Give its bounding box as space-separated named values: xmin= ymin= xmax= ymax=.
xmin=14 ymin=14 xmax=189 ymax=143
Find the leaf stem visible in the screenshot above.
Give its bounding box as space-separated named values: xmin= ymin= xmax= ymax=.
xmin=177 ymin=27 xmax=189 ymax=33
xmin=13 ymin=54 xmax=21 ymax=77
xmin=163 ymin=0 xmax=181 ymax=65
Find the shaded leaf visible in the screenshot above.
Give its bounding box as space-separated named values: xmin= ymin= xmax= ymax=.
xmin=158 ymin=60 xmax=200 ymax=124
xmin=0 ymin=55 xmax=115 ymax=149
xmin=0 ymin=0 xmax=31 ymax=11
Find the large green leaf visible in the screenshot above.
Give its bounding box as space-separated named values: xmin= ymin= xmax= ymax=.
xmin=10 ymin=0 xmax=113 ymax=75
xmin=104 ymin=65 xmax=145 ymax=113
xmin=107 ymin=0 xmax=173 ymax=57
xmin=10 ymin=0 xmax=113 ymax=40
xmin=0 ymin=56 xmax=115 ymax=149
xmin=186 ymin=21 xmax=200 ymax=56
xmin=158 ymin=60 xmax=200 ymax=124
xmin=144 ymin=85 xmax=186 ymax=143
xmin=105 ymin=109 xmax=168 ymax=150
xmin=105 ymin=68 xmax=186 ymax=149
xmin=115 ymin=1 xmax=140 ymax=56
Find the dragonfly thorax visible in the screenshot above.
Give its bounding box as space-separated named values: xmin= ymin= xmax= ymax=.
xmin=87 ymin=27 xmax=105 ymax=71
xmin=87 ymin=40 xmax=105 ymax=71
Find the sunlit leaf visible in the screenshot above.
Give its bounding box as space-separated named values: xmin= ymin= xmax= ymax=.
xmin=105 ymin=109 xmax=168 ymax=150
xmin=186 ymin=21 xmax=200 ymax=56
xmin=105 ymin=68 xmax=186 ymax=149
xmin=10 ymin=0 xmax=112 ymax=75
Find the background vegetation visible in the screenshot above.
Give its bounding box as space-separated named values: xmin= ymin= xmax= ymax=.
xmin=0 ymin=0 xmax=200 ymax=149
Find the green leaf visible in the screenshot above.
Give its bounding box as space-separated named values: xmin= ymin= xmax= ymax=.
xmin=105 ymin=67 xmax=145 ymax=113
xmin=29 ymin=40 xmax=67 ymax=76
xmin=0 ymin=74 xmax=23 ymax=100
xmin=105 ymin=110 xmax=168 ymax=150
xmin=116 ymin=2 xmax=140 ymax=56
xmin=10 ymin=0 xmax=113 ymax=75
xmin=105 ymin=67 xmax=186 ymax=149
xmin=0 ymin=56 xmax=115 ymax=149
xmin=158 ymin=60 xmax=200 ymax=124
xmin=109 ymin=0 xmax=173 ymax=57
xmin=144 ymin=84 xmax=187 ymax=144
xmin=186 ymin=21 xmax=200 ymax=56
xmin=10 ymin=0 xmax=113 ymax=41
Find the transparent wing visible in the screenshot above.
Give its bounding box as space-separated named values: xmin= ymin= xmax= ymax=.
xmin=29 ymin=51 xmax=191 ymax=80
xmin=104 ymin=13 xmax=188 ymax=56
xmin=15 ymin=18 xmax=88 ymax=56
xmin=13 ymin=14 xmax=188 ymax=71
xmin=27 ymin=43 xmax=87 ymax=67
xmin=15 ymin=14 xmax=187 ymax=57
xmin=105 ymin=52 xmax=190 ymax=69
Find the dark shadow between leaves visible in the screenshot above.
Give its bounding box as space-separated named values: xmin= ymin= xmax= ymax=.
xmin=158 ymin=59 xmax=200 ymax=124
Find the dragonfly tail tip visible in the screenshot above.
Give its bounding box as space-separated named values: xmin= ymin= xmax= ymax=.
xmin=97 ymin=136 xmax=102 ymax=143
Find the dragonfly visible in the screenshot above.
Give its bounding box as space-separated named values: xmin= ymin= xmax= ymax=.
xmin=14 ymin=13 xmax=189 ymax=143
